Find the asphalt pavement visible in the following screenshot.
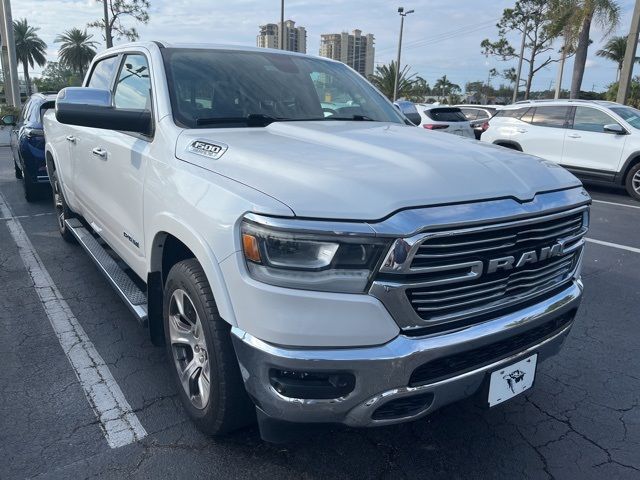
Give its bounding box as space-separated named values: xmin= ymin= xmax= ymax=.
xmin=1 ymin=147 xmax=638 ymax=480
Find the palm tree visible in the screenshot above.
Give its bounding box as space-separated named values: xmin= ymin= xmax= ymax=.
xmin=434 ymin=75 xmax=460 ymax=103
xmin=55 ymin=28 xmax=98 ymax=79
xmin=597 ymin=36 xmax=640 ymax=81
xmin=14 ymin=18 xmax=47 ymax=96
xmin=569 ymin=0 xmax=620 ymax=98
xmin=369 ymin=61 xmax=417 ymax=100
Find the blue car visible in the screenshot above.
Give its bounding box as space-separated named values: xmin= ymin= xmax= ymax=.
xmin=5 ymin=92 xmax=57 ymax=201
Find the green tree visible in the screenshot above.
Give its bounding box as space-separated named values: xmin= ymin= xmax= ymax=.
xmin=369 ymin=61 xmax=417 ymax=100
xmin=434 ymin=75 xmax=461 ymax=103
xmin=605 ymin=77 xmax=640 ymax=108
xmin=405 ymin=76 xmax=431 ymax=102
xmin=88 ymin=0 xmax=151 ymax=48
xmin=33 ymin=62 xmax=81 ymax=92
xmin=597 ymin=36 xmax=640 ymax=81
xmin=14 ymin=18 xmax=47 ymax=96
xmin=481 ymin=0 xmax=563 ymax=99
xmin=569 ymin=0 xmax=620 ymax=98
xmin=55 ymin=28 xmax=98 ymax=79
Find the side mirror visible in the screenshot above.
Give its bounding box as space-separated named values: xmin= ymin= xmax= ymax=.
xmin=55 ymin=87 xmax=153 ymax=136
xmin=603 ymin=123 xmax=626 ymax=135
xmin=1 ymin=114 xmax=16 ymax=126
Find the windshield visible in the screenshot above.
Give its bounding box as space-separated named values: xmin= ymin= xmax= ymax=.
xmin=161 ymin=48 xmax=405 ymax=128
xmin=610 ymin=106 xmax=640 ymax=130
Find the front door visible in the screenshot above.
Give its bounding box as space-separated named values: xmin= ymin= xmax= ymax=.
xmin=82 ymin=53 xmax=154 ymax=275
xmin=561 ymin=106 xmax=627 ymax=175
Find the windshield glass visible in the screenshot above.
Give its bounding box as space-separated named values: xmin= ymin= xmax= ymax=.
xmin=611 ymin=106 xmax=640 ymax=130
xmin=161 ymin=48 xmax=405 ymax=128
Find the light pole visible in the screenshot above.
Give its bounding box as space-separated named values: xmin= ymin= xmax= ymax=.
xmin=393 ymin=7 xmax=414 ymax=102
xmin=617 ymin=0 xmax=640 ymax=104
xmin=279 ymin=0 xmax=285 ymax=50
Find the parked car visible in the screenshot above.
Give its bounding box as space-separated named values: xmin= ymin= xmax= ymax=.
xmin=5 ymin=92 xmax=57 ymax=201
xmin=44 ymin=42 xmax=589 ymax=442
xmin=415 ymin=104 xmax=475 ymax=138
xmin=482 ymin=99 xmax=640 ymax=201
xmin=457 ymin=104 xmax=499 ymax=139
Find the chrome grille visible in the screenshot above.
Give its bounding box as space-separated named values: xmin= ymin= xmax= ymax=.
xmin=371 ymin=205 xmax=588 ymax=332
xmin=407 ymin=254 xmax=578 ymax=321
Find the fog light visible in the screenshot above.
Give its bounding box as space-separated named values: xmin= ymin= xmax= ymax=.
xmin=269 ymin=369 xmax=355 ymax=399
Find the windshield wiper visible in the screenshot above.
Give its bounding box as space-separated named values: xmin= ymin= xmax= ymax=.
xmin=196 ymin=114 xmax=284 ymax=127
xmin=325 ymin=114 xmax=377 ymax=122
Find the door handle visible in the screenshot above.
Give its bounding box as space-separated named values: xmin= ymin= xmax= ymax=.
xmin=516 ymin=128 xmax=527 ymax=133
xmin=66 ymin=135 xmax=76 ymax=143
xmin=567 ymin=133 xmax=581 ymax=139
xmin=92 ymin=147 xmax=107 ymax=158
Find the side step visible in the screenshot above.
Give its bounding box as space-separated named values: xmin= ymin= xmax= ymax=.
xmin=65 ymin=218 xmax=148 ymax=325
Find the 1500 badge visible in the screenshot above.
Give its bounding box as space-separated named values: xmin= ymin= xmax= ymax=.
xmin=187 ymin=140 xmax=228 ymax=160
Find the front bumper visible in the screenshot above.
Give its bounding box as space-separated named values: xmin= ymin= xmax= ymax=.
xmin=231 ymin=280 xmax=582 ymax=427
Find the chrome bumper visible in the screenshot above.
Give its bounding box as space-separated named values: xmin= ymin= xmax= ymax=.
xmin=231 ymin=280 xmax=582 ymax=428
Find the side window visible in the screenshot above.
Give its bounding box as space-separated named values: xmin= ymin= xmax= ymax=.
xmin=87 ymin=56 xmax=120 ymax=90
xmin=520 ymin=107 xmax=535 ymax=124
xmin=18 ymin=100 xmax=31 ymax=124
xmin=461 ymin=108 xmax=479 ymax=120
xmin=113 ymin=54 xmax=152 ymax=110
xmin=572 ymin=107 xmax=619 ymax=133
xmin=531 ymin=106 xmax=570 ymax=128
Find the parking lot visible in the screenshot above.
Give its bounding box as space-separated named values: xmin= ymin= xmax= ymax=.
xmin=1 ymin=145 xmax=639 ymax=480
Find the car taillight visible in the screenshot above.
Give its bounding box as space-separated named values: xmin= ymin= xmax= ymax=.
xmin=482 ymin=121 xmax=490 ymax=131
xmin=423 ymin=124 xmax=448 ymax=130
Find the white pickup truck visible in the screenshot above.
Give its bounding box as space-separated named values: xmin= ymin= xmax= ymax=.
xmin=44 ymin=42 xmax=590 ymax=441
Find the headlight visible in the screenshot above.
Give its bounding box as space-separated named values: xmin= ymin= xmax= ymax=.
xmin=240 ymin=219 xmax=390 ymax=293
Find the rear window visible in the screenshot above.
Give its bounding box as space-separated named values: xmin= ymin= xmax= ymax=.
xmin=494 ymin=108 xmax=527 ymax=119
xmin=425 ymin=108 xmax=467 ymax=122
xmin=530 ymin=106 xmax=570 ymax=128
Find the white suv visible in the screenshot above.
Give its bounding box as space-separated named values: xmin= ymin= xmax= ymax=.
xmin=482 ymin=100 xmax=640 ymax=200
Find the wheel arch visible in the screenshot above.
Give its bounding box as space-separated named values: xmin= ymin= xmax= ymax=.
xmin=146 ymin=218 xmax=237 ymax=345
xmin=618 ymin=152 xmax=640 ymax=185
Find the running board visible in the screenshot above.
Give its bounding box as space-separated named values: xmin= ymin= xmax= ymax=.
xmin=65 ymin=218 xmax=148 ymax=325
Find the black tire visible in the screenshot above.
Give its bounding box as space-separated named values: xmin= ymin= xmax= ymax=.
xmin=624 ymin=163 xmax=640 ymax=202
xmin=163 ymin=259 xmax=254 ymax=435
xmin=23 ymin=172 xmax=39 ymax=202
xmin=51 ymin=170 xmax=77 ymax=243
xmin=14 ymin=161 xmax=22 ymax=179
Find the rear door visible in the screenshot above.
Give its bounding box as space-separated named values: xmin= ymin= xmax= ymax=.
xmin=512 ymin=105 xmax=570 ymax=164
xmin=561 ymin=106 xmax=628 ymax=176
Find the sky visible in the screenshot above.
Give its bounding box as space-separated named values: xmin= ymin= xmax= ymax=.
xmin=13 ymin=0 xmax=639 ymax=93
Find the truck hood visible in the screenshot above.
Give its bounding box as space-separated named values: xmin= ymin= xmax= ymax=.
xmin=175 ymin=121 xmax=581 ymax=220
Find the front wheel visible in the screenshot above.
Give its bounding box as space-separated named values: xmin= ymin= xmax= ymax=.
xmin=625 ymin=163 xmax=640 ymax=202
xmin=51 ymin=170 xmax=76 ymax=243
xmin=163 ymin=259 xmax=254 ymax=435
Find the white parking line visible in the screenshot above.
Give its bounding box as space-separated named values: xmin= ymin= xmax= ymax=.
xmin=0 ymin=212 xmax=55 ymax=221
xmin=0 ymin=191 xmax=147 ymax=448
xmin=587 ymin=238 xmax=640 ymax=254
xmin=592 ymin=199 xmax=640 ymax=210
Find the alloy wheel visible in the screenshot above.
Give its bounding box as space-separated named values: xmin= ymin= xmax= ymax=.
xmin=53 ymin=178 xmax=65 ymax=231
xmin=633 ymin=169 xmax=640 ymax=195
xmin=168 ymin=288 xmax=211 ymax=409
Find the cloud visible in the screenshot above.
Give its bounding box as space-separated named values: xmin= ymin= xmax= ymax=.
xmin=13 ymin=0 xmax=633 ymax=91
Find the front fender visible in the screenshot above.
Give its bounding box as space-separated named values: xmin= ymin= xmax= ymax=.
xmin=147 ymin=213 xmax=237 ymax=326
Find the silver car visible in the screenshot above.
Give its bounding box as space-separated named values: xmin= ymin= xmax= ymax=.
xmin=416 ymin=104 xmax=475 ymax=138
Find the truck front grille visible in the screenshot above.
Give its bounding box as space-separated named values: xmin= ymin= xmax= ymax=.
xmin=371 ymin=206 xmax=588 ymax=333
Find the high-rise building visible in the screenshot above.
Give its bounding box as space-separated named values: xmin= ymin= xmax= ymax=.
xmin=257 ymin=20 xmax=307 ymax=54
xmin=319 ymin=30 xmax=375 ymax=77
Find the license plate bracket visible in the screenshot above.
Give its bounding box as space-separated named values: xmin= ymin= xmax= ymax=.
xmin=488 ymin=354 xmax=537 ymax=407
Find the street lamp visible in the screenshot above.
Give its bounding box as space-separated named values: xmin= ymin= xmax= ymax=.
xmin=393 ymin=7 xmax=414 ymax=102
xmin=280 ymin=0 xmax=285 ymax=50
